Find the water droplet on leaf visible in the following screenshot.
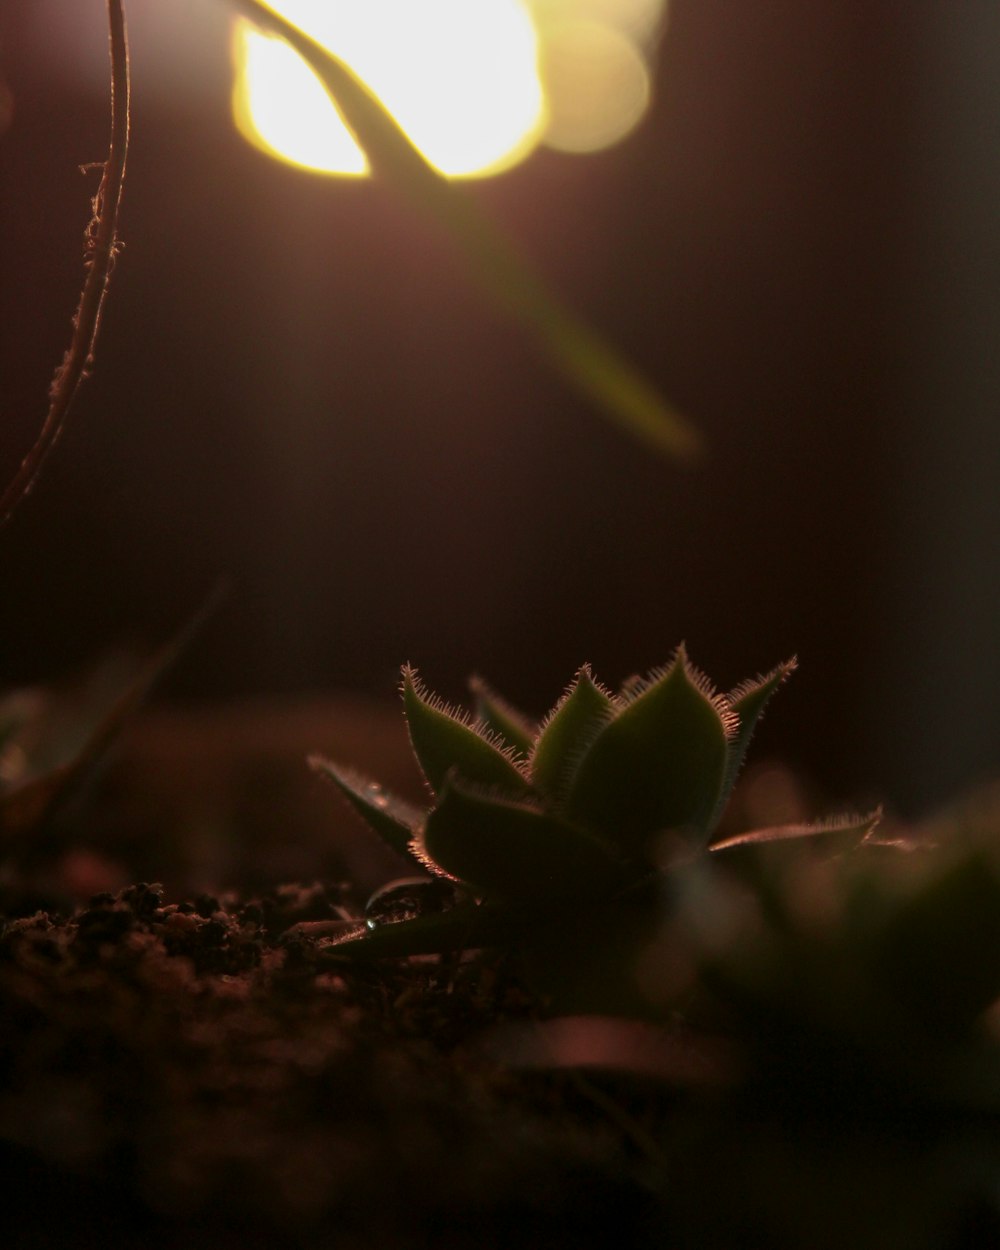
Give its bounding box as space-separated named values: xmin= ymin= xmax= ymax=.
xmin=364 ymin=876 xmax=458 ymax=928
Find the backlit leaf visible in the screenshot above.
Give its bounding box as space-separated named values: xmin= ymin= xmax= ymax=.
xmin=530 ymin=665 xmax=614 ymax=804
xmin=564 ymin=648 xmax=734 ymax=858
xmin=709 ymin=808 xmax=880 ymax=856
xmin=468 ymin=675 xmax=535 ymax=758
xmin=709 ymin=658 xmax=797 ymax=832
xmin=417 ymin=772 xmax=628 ymax=902
xmin=402 ymin=666 xmax=527 ymax=797
xmin=309 ymin=755 xmax=423 ymax=860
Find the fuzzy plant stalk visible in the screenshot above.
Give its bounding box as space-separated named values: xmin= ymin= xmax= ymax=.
xmin=1 ymin=0 xmax=130 ymax=525
xmin=311 ymin=647 xmax=878 ymax=962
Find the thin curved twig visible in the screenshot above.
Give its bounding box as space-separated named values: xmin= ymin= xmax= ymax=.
xmin=0 ymin=0 xmax=130 ymax=525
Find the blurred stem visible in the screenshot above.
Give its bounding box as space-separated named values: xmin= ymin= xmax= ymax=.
xmin=227 ymin=0 xmax=702 ymax=461
xmin=0 ymin=0 xmax=130 ymax=525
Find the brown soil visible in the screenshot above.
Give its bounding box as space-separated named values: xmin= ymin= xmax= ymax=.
xmin=0 ymin=880 xmax=665 ymax=1249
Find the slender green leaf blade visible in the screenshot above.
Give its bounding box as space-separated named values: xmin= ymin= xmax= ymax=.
xmin=229 ymin=0 xmax=701 ymax=460
xmin=402 ymin=666 xmax=527 ymax=797
xmin=709 ymin=657 xmax=798 ymax=832
xmin=309 ymin=755 xmax=423 ymax=860
xmin=530 ymin=665 xmax=614 ymax=804
xmin=530 ymin=304 xmax=702 ymax=459
xmin=417 ymin=773 xmax=628 ymax=903
xmin=468 ymin=675 xmax=535 ymax=758
xmin=564 ymin=648 xmax=734 ymax=857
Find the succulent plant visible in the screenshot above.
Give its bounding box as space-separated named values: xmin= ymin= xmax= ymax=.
xmin=312 ymin=648 xmax=878 ymax=960
xmin=0 ymin=660 xmax=145 ymax=841
xmin=0 ymin=592 xmax=222 ymax=846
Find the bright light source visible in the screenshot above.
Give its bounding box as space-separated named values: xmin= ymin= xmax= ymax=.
xmin=537 ymin=19 xmax=651 ymax=154
xmin=233 ymin=0 xmax=669 ymax=177
xmin=235 ymin=27 xmax=366 ymax=174
xmin=532 ymin=0 xmax=668 ymax=44
xmin=233 ymin=0 xmax=546 ymax=178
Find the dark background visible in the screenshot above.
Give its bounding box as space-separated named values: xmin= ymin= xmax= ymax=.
xmin=2 ymin=1 xmax=998 ymax=818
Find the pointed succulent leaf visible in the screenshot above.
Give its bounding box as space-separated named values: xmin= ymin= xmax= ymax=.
xmin=709 ymin=808 xmax=881 ymax=856
xmin=618 ymin=673 xmax=643 ymax=700
xmin=468 ymin=675 xmax=535 ymax=758
xmin=321 ymin=898 xmax=538 ymax=959
xmin=309 ymin=756 xmax=424 ymax=861
xmin=402 ymin=666 xmax=527 ymax=797
xmin=564 ymin=647 xmax=734 ymax=857
xmin=709 ymin=658 xmax=798 ymax=831
xmin=530 ymin=665 xmax=614 ymax=803
xmin=416 ymin=772 xmax=630 ymax=903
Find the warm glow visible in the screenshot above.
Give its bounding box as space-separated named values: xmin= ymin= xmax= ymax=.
xmin=233 ymin=0 xmax=670 ymax=176
xmin=537 ymin=19 xmax=651 ymax=154
xmin=233 ymin=0 xmax=546 ymax=178
xmin=533 ymin=0 xmax=668 ymax=44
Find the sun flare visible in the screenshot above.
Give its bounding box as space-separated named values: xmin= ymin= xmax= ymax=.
xmin=232 ymin=0 xmax=669 ymax=178
xmin=233 ymin=0 xmax=546 ymax=177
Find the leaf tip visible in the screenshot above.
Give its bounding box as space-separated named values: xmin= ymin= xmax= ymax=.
xmin=675 ymin=645 xmax=738 ymax=739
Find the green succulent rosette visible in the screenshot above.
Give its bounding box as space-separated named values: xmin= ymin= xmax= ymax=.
xmin=312 ymin=649 xmax=877 ymax=957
